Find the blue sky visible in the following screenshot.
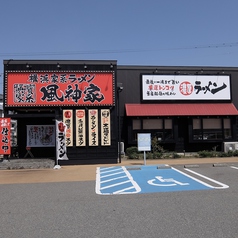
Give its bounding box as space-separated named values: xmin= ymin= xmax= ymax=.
xmin=1 ymin=0 xmax=238 ymax=92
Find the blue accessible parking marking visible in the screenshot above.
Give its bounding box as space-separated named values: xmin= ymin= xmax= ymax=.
xmin=96 ymin=166 xmax=141 ymax=195
xmin=96 ymin=165 xmax=229 ymax=195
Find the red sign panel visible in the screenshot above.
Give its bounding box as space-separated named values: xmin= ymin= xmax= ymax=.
xmin=0 ymin=118 xmax=11 ymax=155
xmin=5 ymin=71 xmax=115 ymax=107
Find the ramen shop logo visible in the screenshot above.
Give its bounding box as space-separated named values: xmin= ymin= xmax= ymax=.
xmin=179 ymin=81 xmax=193 ymax=96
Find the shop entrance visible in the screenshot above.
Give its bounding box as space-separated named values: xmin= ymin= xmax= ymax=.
xmin=176 ymin=117 xmax=189 ymax=152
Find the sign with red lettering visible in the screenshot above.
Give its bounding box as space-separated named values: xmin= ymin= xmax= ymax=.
xmin=26 ymin=125 xmax=55 ymax=147
xmin=5 ymin=71 xmax=115 ymax=107
xmin=63 ymin=110 xmax=73 ymax=147
xmin=142 ymin=75 xmax=231 ymax=100
xmin=56 ymin=120 xmax=69 ymax=160
xmin=88 ymin=109 xmax=98 ymax=146
xmin=101 ymin=109 xmax=111 ymax=146
xmin=76 ymin=110 xmax=86 ymax=146
xmin=0 ymin=118 xmax=11 ymax=155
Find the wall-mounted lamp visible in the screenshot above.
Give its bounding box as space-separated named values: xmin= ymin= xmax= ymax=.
xmin=153 ymin=68 xmax=158 ymax=74
xmin=84 ymin=64 xmax=87 ymax=69
xmin=26 ymin=63 xmax=31 ymax=69
xmin=110 ymin=63 xmax=113 ymax=69
xmin=57 ymin=63 xmax=61 ymax=69
xmin=117 ymin=82 xmax=123 ymax=92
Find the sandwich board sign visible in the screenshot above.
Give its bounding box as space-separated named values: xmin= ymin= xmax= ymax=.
xmin=137 ymin=133 xmax=151 ymax=165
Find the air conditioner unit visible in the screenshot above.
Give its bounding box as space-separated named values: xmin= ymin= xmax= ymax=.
xmin=223 ymin=142 xmax=238 ymax=153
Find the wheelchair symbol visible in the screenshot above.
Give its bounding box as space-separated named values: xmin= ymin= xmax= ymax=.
xmin=147 ymin=176 xmax=189 ymax=187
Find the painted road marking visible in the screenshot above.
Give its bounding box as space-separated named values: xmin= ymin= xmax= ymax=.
xmin=96 ymin=166 xmax=141 ymax=195
xmin=147 ymin=176 xmax=189 ymax=186
xmin=230 ymin=166 xmax=238 ymax=170
xmin=96 ymin=165 xmax=229 ymax=195
xmin=183 ymin=168 xmax=229 ymax=189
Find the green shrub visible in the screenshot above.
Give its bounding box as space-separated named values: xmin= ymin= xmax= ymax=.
xmin=146 ymin=152 xmax=154 ymax=160
xmin=172 ymin=153 xmax=181 ymax=159
xmin=126 ymin=147 xmax=138 ymax=158
xmin=197 ymin=150 xmax=216 ymax=158
xmin=153 ymin=152 xmax=163 ymax=159
xmin=217 ymin=152 xmax=229 ymax=157
xmin=227 ymin=150 xmax=233 ymax=157
xmin=232 ymin=150 xmax=238 ymax=156
xmin=129 ymin=153 xmax=140 ymax=159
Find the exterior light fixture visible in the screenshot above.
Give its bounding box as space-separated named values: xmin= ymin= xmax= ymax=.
xmin=26 ymin=63 xmax=30 ymax=68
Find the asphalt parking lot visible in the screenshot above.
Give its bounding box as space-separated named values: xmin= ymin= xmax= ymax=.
xmin=0 ymin=159 xmax=238 ymax=238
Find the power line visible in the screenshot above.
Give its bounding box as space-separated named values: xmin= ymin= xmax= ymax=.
xmin=0 ymin=42 xmax=238 ymax=57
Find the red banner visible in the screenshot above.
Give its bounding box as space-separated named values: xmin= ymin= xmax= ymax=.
xmin=0 ymin=118 xmax=11 ymax=155
xmin=6 ymin=72 xmax=114 ymax=107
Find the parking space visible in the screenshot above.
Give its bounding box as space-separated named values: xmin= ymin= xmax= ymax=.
xmin=96 ymin=164 xmax=231 ymax=195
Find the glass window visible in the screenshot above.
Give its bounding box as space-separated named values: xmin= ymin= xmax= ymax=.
xmin=192 ymin=118 xmax=232 ymax=141
xmin=143 ymin=119 xmax=163 ymax=129
xmin=224 ymin=118 xmax=231 ymax=139
xmin=203 ymin=118 xmax=221 ymax=129
xmin=203 ymin=119 xmax=222 ymax=140
xmin=224 ymin=119 xmax=231 ymax=129
xmin=193 ymin=119 xmax=201 ymax=129
xmin=193 ymin=119 xmax=202 ymax=139
xmin=132 ymin=119 xmax=141 ymax=130
xmin=164 ymin=119 xmax=172 ymax=129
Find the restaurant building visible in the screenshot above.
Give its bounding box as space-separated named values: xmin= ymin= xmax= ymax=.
xmin=118 ymin=65 xmax=238 ymax=153
xmin=3 ymin=60 xmax=238 ymax=164
xmin=3 ymin=60 xmax=118 ymax=164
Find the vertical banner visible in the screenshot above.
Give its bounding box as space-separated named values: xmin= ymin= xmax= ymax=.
xmin=63 ymin=110 xmax=73 ymax=147
xmin=101 ymin=109 xmax=111 ymax=146
xmin=88 ymin=109 xmax=98 ymax=146
xmin=76 ymin=110 xmax=86 ymax=146
xmin=0 ymin=118 xmax=11 ymax=155
xmin=56 ymin=120 xmax=69 ymax=160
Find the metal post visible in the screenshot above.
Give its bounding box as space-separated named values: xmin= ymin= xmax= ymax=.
xmin=117 ymin=83 xmax=123 ymax=163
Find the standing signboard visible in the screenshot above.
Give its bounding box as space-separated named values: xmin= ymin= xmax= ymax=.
xmin=0 ymin=118 xmax=11 ymax=155
xmin=137 ymin=133 xmax=151 ymax=165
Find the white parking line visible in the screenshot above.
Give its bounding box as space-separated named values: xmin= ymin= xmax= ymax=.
xmin=230 ymin=166 xmax=238 ymax=170
xmin=100 ymin=167 xmax=123 ymax=174
xmin=183 ymin=168 xmax=229 ymax=189
xmin=95 ymin=166 xmax=141 ymax=195
xmin=100 ymin=171 xmax=125 ymax=178
xmin=100 ymin=175 xmax=128 ymax=184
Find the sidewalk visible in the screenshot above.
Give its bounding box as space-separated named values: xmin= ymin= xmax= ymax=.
xmin=0 ymin=157 xmax=238 ymax=185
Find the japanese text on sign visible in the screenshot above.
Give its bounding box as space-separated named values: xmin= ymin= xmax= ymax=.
xmin=101 ymin=109 xmax=111 ymax=146
xmin=76 ymin=110 xmax=86 ymax=146
xmin=6 ymin=72 xmax=114 ymax=106
xmin=142 ymin=75 xmax=231 ymax=100
xmin=0 ymin=118 xmax=11 ymax=155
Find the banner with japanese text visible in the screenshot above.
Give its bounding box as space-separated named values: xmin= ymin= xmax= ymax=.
xmin=0 ymin=118 xmax=11 ymax=155
xmin=63 ymin=110 xmax=73 ymax=147
xmin=26 ymin=125 xmax=55 ymax=147
xmin=56 ymin=120 xmax=69 ymax=160
xmin=101 ymin=109 xmax=111 ymax=146
xmin=5 ymin=71 xmax=114 ymax=107
xmin=76 ymin=110 xmax=86 ymax=146
xmin=142 ymin=75 xmax=231 ymax=100
xmin=88 ymin=109 xmax=98 ymax=146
